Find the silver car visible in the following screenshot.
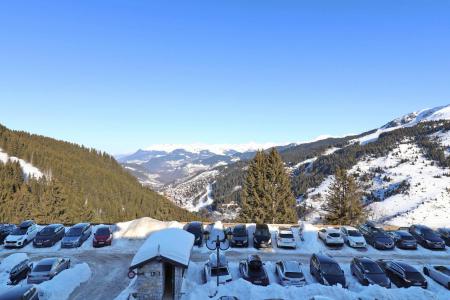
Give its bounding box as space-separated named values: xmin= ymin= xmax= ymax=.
xmin=423 ymin=265 xmax=450 ymax=289
xmin=203 ymin=253 xmax=232 ymax=284
xmin=27 ymin=257 xmax=70 ymax=284
xmin=275 ymin=260 xmax=307 ymax=286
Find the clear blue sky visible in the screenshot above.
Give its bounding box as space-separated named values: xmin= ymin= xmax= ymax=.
xmin=0 ymin=1 xmax=449 ymax=154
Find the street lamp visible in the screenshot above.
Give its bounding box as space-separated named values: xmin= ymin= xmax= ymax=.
xmin=205 ymin=230 xmax=231 ymax=297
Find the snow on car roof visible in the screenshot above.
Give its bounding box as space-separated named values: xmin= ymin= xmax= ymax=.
xmin=130 ymin=228 xmax=194 ymax=269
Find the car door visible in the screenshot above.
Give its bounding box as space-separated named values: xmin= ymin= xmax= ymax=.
xmin=341 ymin=228 xmax=348 ymax=242
xmin=354 ymin=261 xmax=364 ymax=282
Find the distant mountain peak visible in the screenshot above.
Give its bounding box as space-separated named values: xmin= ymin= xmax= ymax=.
xmin=142 ymin=143 xmax=285 ymax=155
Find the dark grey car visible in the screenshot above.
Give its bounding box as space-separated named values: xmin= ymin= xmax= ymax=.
xmin=27 ymin=257 xmax=70 ymax=284
xmin=230 ymin=224 xmax=248 ymax=247
xmin=61 ymin=223 xmax=92 ymax=248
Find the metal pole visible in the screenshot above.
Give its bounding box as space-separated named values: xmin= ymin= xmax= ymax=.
xmin=216 ymin=235 xmax=220 ymax=289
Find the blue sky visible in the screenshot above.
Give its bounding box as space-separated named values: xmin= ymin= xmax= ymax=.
xmin=0 ymin=1 xmax=449 ymax=154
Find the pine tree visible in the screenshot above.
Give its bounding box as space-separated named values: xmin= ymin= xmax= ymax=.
xmin=240 ymin=149 xmax=297 ymax=223
xmin=322 ymin=168 xmax=367 ymax=225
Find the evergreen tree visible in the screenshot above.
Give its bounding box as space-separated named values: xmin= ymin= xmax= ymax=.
xmin=322 ymin=168 xmax=367 ymax=225
xmin=240 ymin=149 xmax=297 ymax=223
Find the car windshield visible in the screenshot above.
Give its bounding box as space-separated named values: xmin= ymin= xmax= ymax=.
xmin=280 ymin=233 xmax=293 ymax=239
xmin=255 ymin=229 xmax=270 ymax=237
xmin=233 ymin=227 xmax=246 ymax=237
xmin=405 ymin=271 xmax=424 ymax=281
xmin=187 ymin=225 xmax=201 ymax=235
xmin=321 ymin=263 xmax=342 ymax=275
xmin=401 ymin=234 xmax=415 ymax=240
xmin=249 ymin=260 xmax=263 ymax=271
xmin=211 ymin=267 xmax=229 ymax=276
xmin=33 ymin=264 xmax=52 ymax=272
xmin=39 ymin=227 xmax=56 ymax=236
xmin=328 ymin=233 xmax=340 ymax=238
xmin=285 ymin=271 xmax=303 ymax=278
xmin=95 ymin=228 xmax=110 ymax=235
xmin=362 ymin=262 xmax=383 ymax=274
xmin=66 ymin=228 xmax=83 ymax=236
xmin=10 ymin=227 xmax=27 ymax=235
xmin=348 ymin=230 xmax=362 ymax=237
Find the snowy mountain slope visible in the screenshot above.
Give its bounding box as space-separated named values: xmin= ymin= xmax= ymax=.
xmin=302 ymin=139 xmax=450 ymax=227
xmin=353 ymin=104 xmax=450 ymax=145
xmin=0 ymin=148 xmax=44 ymax=179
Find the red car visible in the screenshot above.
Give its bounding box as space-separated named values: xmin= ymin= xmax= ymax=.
xmin=93 ymin=226 xmax=113 ymax=247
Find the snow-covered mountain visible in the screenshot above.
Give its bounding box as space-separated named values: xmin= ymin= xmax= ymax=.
xmin=119 ymin=104 xmax=450 ymax=226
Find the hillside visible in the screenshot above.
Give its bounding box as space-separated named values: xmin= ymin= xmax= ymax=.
xmin=0 ymin=124 xmax=196 ymax=223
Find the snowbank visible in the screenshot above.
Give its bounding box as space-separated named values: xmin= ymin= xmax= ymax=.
xmin=38 ymin=263 xmax=91 ymax=300
xmin=114 ymin=217 xmax=182 ymax=240
xmin=0 ymin=253 xmax=29 ymax=293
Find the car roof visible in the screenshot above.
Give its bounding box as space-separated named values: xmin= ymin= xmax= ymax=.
xmin=19 ymin=220 xmax=35 ymax=228
xmin=45 ymin=224 xmax=63 ymax=229
xmin=233 ymin=224 xmax=246 ymax=230
xmin=413 ymin=224 xmax=432 ymax=230
xmin=96 ymin=225 xmax=110 ymax=230
xmin=37 ymin=258 xmax=58 ymax=266
xmin=325 ymin=227 xmax=340 ymax=233
xmin=256 ymin=223 xmax=269 ymax=229
xmin=396 ymin=262 xmax=418 ymax=272
xmin=0 ymin=285 xmax=35 ymax=298
xmin=341 ymin=226 xmax=357 ymax=230
xmin=188 ymin=221 xmax=203 ymax=228
xmin=281 ymin=261 xmax=302 ymax=272
xmin=357 ymin=257 xmax=376 ymax=265
xmin=248 ymin=254 xmax=262 ymax=261
xmin=314 ymin=253 xmax=337 ymax=264
xmin=395 ymin=230 xmax=413 ymax=237
xmin=72 ymin=223 xmax=90 ymax=228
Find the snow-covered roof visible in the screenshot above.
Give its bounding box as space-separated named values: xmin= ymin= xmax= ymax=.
xmin=130 ymin=228 xmax=194 ymax=269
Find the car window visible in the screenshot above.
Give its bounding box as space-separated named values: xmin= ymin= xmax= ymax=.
xmin=66 ymin=228 xmax=83 ymax=236
xmin=348 ymin=230 xmax=362 ymax=237
xmin=33 ymin=264 xmax=52 ymax=272
xmin=321 ymin=263 xmax=342 ymax=275
xmin=211 ymin=267 xmax=229 ymax=276
xmin=285 ymin=271 xmax=303 ymax=278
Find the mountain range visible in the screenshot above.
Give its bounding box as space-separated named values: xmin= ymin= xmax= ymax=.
xmin=118 ymin=105 xmax=450 ymax=226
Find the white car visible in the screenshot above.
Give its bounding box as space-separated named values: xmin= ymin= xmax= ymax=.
xmin=423 ymin=265 xmax=450 ymax=289
xmin=340 ymin=226 xmax=367 ymax=248
xmin=276 ymin=227 xmax=296 ymax=249
xmin=318 ymin=228 xmax=344 ymax=247
xmin=203 ymin=253 xmax=232 ymax=284
xmin=4 ymin=220 xmax=38 ymax=248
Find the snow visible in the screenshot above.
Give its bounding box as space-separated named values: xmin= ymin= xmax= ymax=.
xmin=114 ymin=217 xmax=182 ymax=240
xmin=0 ymin=148 xmax=44 ymax=179
xmin=130 ymin=228 xmax=194 ymax=268
xmin=192 ymin=183 xmax=215 ymax=211
xmin=0 ymin=253 xmax=29 ymax=292
xmin=38 ymin=263 xmax=91 ymax=300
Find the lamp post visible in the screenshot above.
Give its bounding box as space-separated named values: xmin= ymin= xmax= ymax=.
xmin=205 ymin=230 xmax=231 ymax=297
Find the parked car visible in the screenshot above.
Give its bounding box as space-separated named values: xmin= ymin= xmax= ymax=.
xmin=275 ymin=260 xmax=306 ymax=286
xmin=230 ymin=224 xmax=248 ymax=248
xmin=4 ymin=220 xmax=39 ymax=248
xmin=387 ymin=230 xmax=417 ymax=250
xmin=423 ymin=265 xmax=450 ymax=289
xmin=8 ymin=258 xmax=33 ymax=285
xmin=0 ymin=285 xmax=39 ymax=300
xmin=183 ymin=221 xmax=204 ymax=246
xmin=0 ymin=224 xmax=16 ymax=244
xmin=318 ymin=228 xmax=344 ymax=247
xmin=350 ymin=257 xmax=390 ymax=288
xmin=340 ymin=226 xmax=366 ymax=248
xmin=377 ymin=259 xmax=427 ymax=289
xmin=253 ymin=224 xmax=272 ymax=249
xmin=359 ymin=222 xmax=394 ymax=250
xmin=33 ymin=224 xmax=65 ymax=247
xmin=239 ymin=254 xmax=269 ymax=286
xmin=205 ymin=222 xmax=229 ymax=249
xmin=93 ymin=225 xmax=113 ymax=247
xmin=276 ymin=227 xmax=296 ymax=249
xmin=27 ymin=257 xmax=70 ymax=284
xmin=310 ymin=253 xmax=347 ymax=287
xmin=409 ymin=225 xmax=446 ymax=250
xmin=61 ymin=223 xmax=92 ymax=248
xmin=203 ymin=253 xmax=232 ymax=284
xmin=436 ymin=228 xmax=450 ymax=247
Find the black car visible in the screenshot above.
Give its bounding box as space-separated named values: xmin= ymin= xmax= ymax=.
xmin=230 ymin=224 xmax=248 ymax=247
xmin=0 ymin=224 xmax=16 ymax=244
xmin=0 ymin=285 xmax=39 ymax=300
xmin=61 ymin=223 xmax=92 ymax=248
xmin=377 ymin=259 xmax=428 ymax=289
xmin=359 ymin=222 xmax=394 ymax=250
xmin=239 ymin=254 xmax=269 ymax=286
xmin=33 ymin=224 xmax=65 ymax=247
xmin=310 ymin=253 xmax=347 ymax=288
xmin=8 ymin=259 xmax=33 ymax=285
xmin=253 ymin=224 xmax=271 ymax=249
xmin=183 ymin=221 xmax=204 ymax=246
xmin=350 ymin=257 xmax=390 ymax=288
xmin=409 ymin=225 xmax=446 ymax=250
xmin=436 ymin=228 xmax=450 ymax=247
xmin=387 ymin=230 xmax=417 ymax=250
